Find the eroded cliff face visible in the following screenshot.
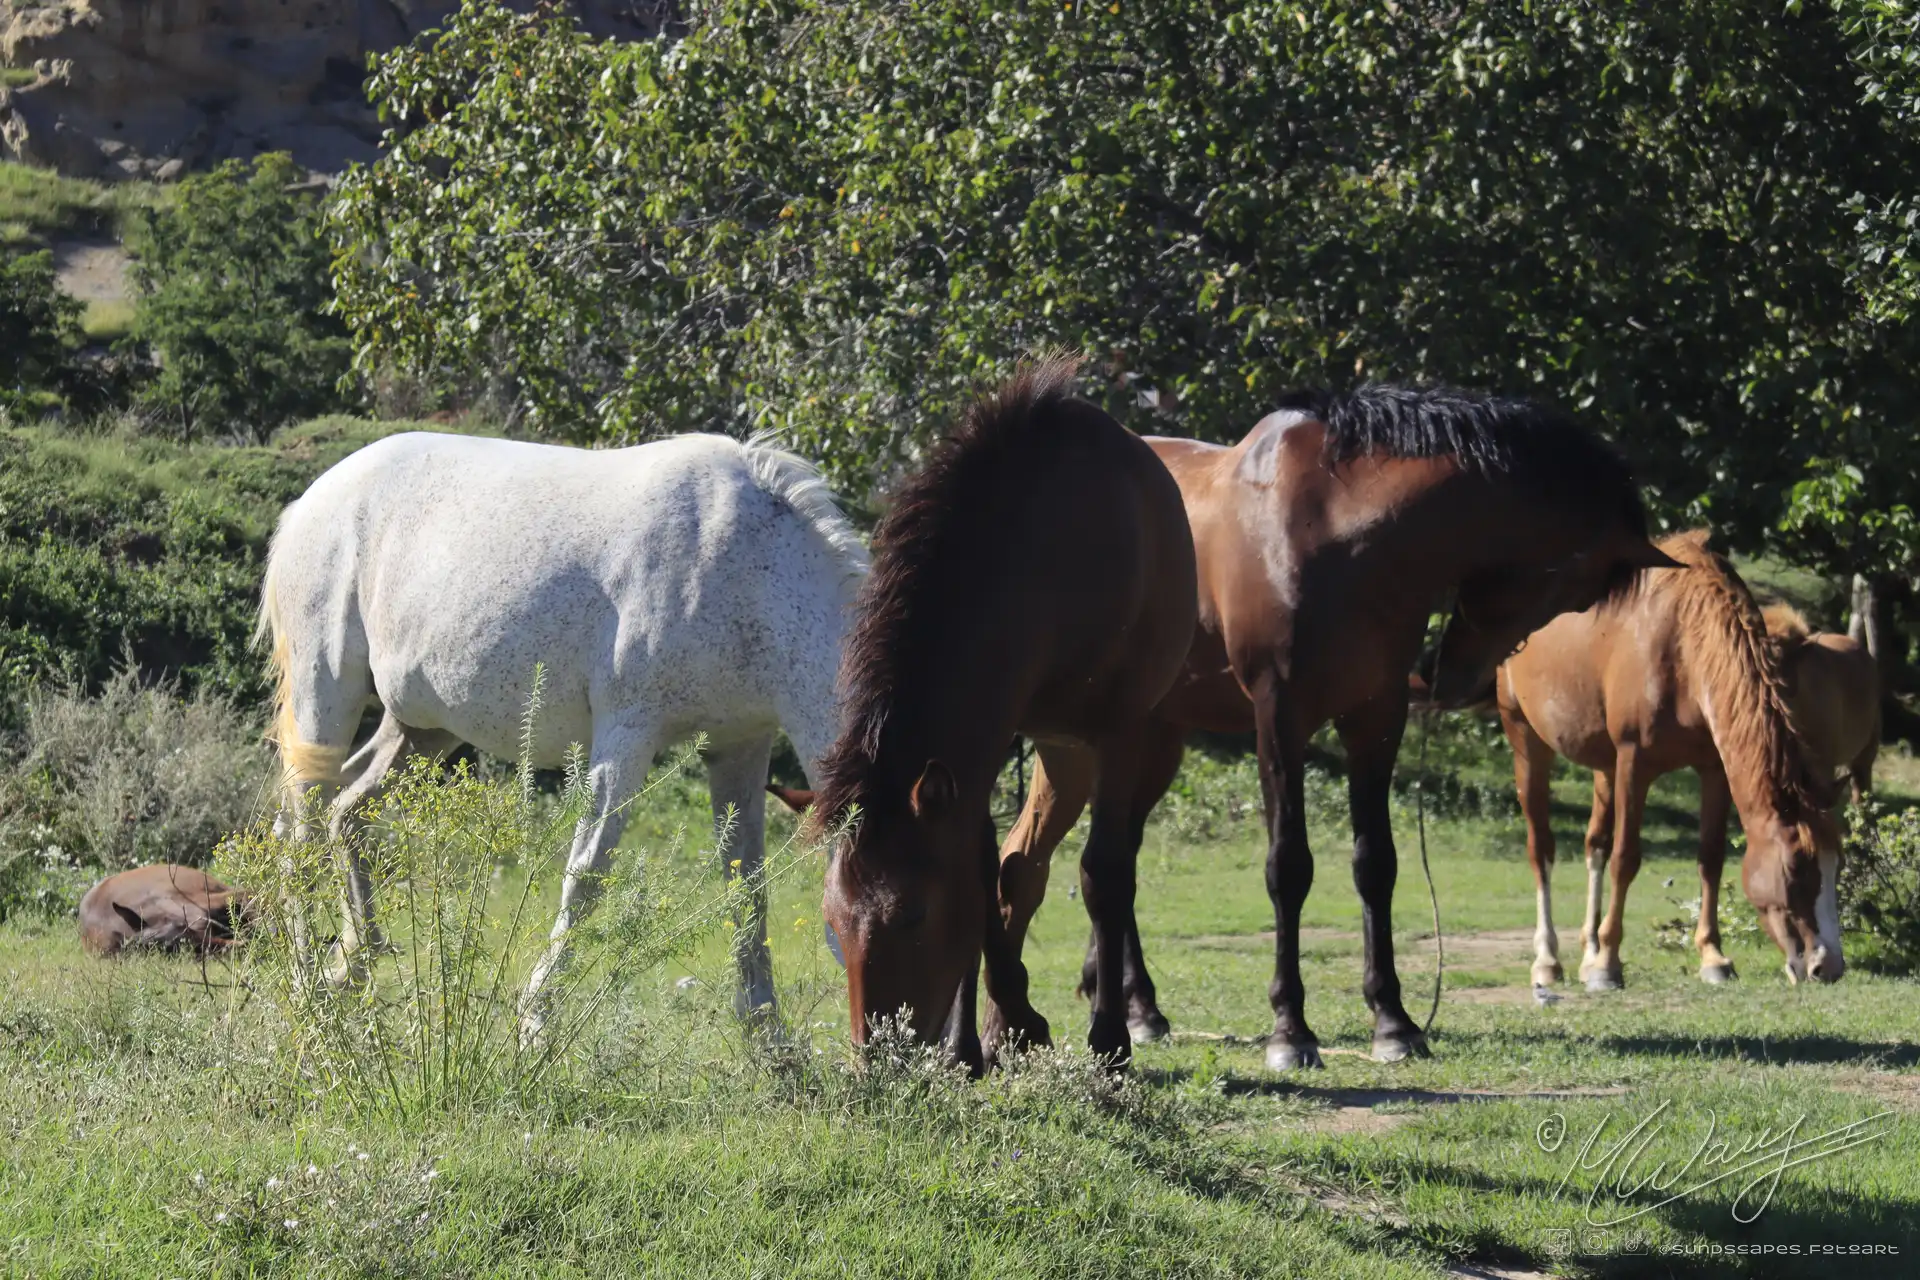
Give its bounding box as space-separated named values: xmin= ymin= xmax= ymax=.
xmin=0 ymin=1 xmax=669 ymax=179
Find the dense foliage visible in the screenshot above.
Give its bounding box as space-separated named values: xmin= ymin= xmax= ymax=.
xmin=0 ymin=417 xmax=407 ymax=705
xmin=0 ymin=248 xmax=83 ymax=415
xmin=333 ymin=0 xmax=1920 ymax=582
xmin=128 ymin=154 xmax=353 ymax=440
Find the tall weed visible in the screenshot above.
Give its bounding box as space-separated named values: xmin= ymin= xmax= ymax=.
xmin=216 ymin=687 xmax=811 ymax=1122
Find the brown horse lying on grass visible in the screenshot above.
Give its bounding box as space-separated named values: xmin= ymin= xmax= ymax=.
xmin=810 ymin=359 xmax=1197 ymax=1069
xmin=1764 ymin=604 xmax=1880 ymax=804
xmin=78 ymin=864 xmax=248 ymax=958
xmin=990 ymin=386 xmax=1675 ymax=1069
xmin=1497 ymin=531 xmax=1843 ymax=991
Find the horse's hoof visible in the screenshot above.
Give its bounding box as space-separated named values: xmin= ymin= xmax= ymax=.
xmin=1371 ymin=1031 xmax=1430 ymax=1064
xmin=1086 ymin=1016 xmax=1133 ymax=1067
xmin=1129 ymin=1012 xmax=1172 ymax=1045
xmin=1700 ymin=962 xmax=1736 ymax=985
xmin=1530 ymin=961 xmax=1564 ymax=986
xmin=1583 ymin=970 xmax=1624 ymax=992
xmin=1265 ymin=1039 xmax=1323 ymax=1071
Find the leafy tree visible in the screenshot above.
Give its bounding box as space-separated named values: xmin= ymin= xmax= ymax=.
xmin=0 ymin=248 xmax=82 ymax=416
xmin=128 ymin=153 xmax=352 ymax=441
xmin=332 ymin=0 xmax=1920 ymax=593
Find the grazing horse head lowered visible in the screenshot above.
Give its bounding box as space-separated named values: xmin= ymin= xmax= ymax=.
xmin=79 ymin=864 xmax=249 ymax=958
xmin=1499 ymin=531 xmax=1848 ymax=993
xmin=811 ymin=358 xmax=1197 ymax=1069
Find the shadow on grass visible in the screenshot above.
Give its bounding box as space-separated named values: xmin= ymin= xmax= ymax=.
xmin=1591 ymin=1032 xmax=1920 ymax=1069
xmin=1282 ymin=1147 xmax=1918 ymax=1280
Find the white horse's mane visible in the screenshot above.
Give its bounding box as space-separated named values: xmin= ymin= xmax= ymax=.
xmin=741 ymin=431 xmax=870 ymax=584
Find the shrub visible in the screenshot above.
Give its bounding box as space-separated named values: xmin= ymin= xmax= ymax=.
xmin=1839 ymin=798 xmax=1920 ymax=975
xmin=0 ymin=671 xmax=271 ymax=911
xmin=214 ymin=705 xmax=798 ymax=1121
xmin=0 ymin=247 xmax=81 ymax=415
xmin=126 ymin=153 xmax=351 ymax=441
xmin=0 ymin=416 xmax=411 ymax=702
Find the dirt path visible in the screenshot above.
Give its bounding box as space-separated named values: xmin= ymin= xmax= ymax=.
xmin=52 ymin=238 xmax=131 ymax=303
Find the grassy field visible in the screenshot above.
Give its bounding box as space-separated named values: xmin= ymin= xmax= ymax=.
xmin=0 ymin=727 xmax=1914 ymax=1277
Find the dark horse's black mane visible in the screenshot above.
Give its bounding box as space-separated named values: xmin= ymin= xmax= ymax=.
xmin=813 ymin=357 xmax=1087 ymax=831
xmin=1275 ymin=384 xmax=1648 ymax=534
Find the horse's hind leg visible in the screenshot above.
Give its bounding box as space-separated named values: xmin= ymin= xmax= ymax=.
xmin=1589 ymin=749 xmax=1648 ymax=991
xmin=1577 ymin=772 xmax=1615 ymax=986
xmin=321 ymin=713 xmax=460 ymax=984
xmin=1694 ymin=763 xmax=1737 ymax=984
xmin=521 ymin=720 xmax=658 ymax=1044
xmin=1502 ymin=706 xmax=1562 ymax=986
xmin=981 ymin=740 xmax=1093 ymax=1062
xmin=705 ymin=733 xmax=778 ymax=1030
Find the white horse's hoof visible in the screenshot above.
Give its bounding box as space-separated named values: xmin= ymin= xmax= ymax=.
xmin=1700 ymin=962 xmax=1736 ymax=985
xmin=1583 ymin=970 xmax=1623 ymax=992
xmin=1265 ymin=1039 xmax=1323 ymax=1071
xmin=1530 ymin=961 xmax=1564 ymax=986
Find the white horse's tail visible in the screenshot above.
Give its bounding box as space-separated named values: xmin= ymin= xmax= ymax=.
xmin=740 ymin=432 xmax=869 ymax=585
xmin=255 ymin=520 xmax=348 ymax=788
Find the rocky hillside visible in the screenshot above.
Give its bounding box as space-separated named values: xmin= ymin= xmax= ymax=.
xmin=0 ymin=1 xmax=668 ymax=180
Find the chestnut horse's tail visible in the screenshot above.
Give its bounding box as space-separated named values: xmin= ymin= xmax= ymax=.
xmin=1658 ymin=533 xmax=1834 ymax=841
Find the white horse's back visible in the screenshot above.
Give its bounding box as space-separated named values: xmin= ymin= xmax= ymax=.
xmin=261 ymin=431 xmax=863 ymax=772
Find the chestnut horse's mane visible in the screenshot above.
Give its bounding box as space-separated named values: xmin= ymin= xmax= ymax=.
xmin=1274 ymin=384 xmax=1649 ymax=534
xmin=813 ymin=357 xmax=1087 ymax=829
xmin=1643 ymin=530 xmax=1836 ymax=834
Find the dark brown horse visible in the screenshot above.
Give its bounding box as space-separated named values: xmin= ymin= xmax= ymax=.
xmin=989 ymin=388 xmax=1676 ymax=1069
xmin=812 ymin=359 xmax=1197 ymax=1067
xmin=78 ymin=864 xmax=248 ymax=958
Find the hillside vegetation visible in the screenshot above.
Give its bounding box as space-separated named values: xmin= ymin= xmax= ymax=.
xmin=0 ymin=416 xmax=436 ymax=704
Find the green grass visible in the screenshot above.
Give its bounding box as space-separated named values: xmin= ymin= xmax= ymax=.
xmin=0 ymin=160 xmax=160 ymax=249
xmin=0 ymin=729 xmax=1914 ymax=1276
xmin=0 ymin=67 xmax=36 ymax=90
xmin=80 ymin=296 xmax=136 ymax=342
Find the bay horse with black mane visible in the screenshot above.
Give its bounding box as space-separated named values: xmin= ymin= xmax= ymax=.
xmin=988 ymin=387 xmax=1676 ymax=1069
xmin=811 ymin=359 xmax=1196 ymax=1069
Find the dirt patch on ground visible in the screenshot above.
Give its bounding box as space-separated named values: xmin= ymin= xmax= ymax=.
xmin=1831 ymin=1070 xmax=1920 ymax=1111
xmin=52 ymin=239 xmax=130 ymax=303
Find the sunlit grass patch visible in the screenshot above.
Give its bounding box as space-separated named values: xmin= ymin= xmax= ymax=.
xmin=80 ymin=297 xmax=135 ymax=342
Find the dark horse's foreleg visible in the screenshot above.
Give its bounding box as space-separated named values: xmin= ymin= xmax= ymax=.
xmin=1339 ymin=692 xmax=1429 ymax=1062
xmin=1079 ymin=734 xmax=1152 ymax=1066
xmin=1694 ymin=763 xmax=1736 ymax=984
xmin=942 ymin=962 xmax=985 ymax=1077
xmin=981 ymin=742 xmax=1094 ymax=1062
xmin=1075 ymin=723 xmax=1184 ymax=1045
xmin=1254 ymin=673 xmax=1319 ymax=1071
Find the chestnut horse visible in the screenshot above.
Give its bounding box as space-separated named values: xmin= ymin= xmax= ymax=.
xmin=812 ymin=360 xmax=1196 ymax=1068
xmin=989 ymin=387 xmax=1675 ymax=1069
xmin=78 ymin=864 xmax=248 ymax=958
xmin=1497 ymin=531 xmax=1843 ymax=991
xmin=1765 ymin=604 xmax=1880 ymax=804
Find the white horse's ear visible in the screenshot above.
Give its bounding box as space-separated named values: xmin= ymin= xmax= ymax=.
xmin=910 ymin=760 xmax=957 ymax=820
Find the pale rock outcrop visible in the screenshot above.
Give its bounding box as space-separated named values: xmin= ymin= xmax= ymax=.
xmin=1 ymin=1 xmax=670 ymax=179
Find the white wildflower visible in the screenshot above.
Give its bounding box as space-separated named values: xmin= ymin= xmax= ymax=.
xmin=284 ymin=1218 xmax=299 ymax=1229
xmin=265 ymin=1177 xmax=281 ymax=1190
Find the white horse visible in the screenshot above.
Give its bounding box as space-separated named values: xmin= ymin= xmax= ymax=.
xmin=256 ymin=430 xmax=866 ymax=1033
